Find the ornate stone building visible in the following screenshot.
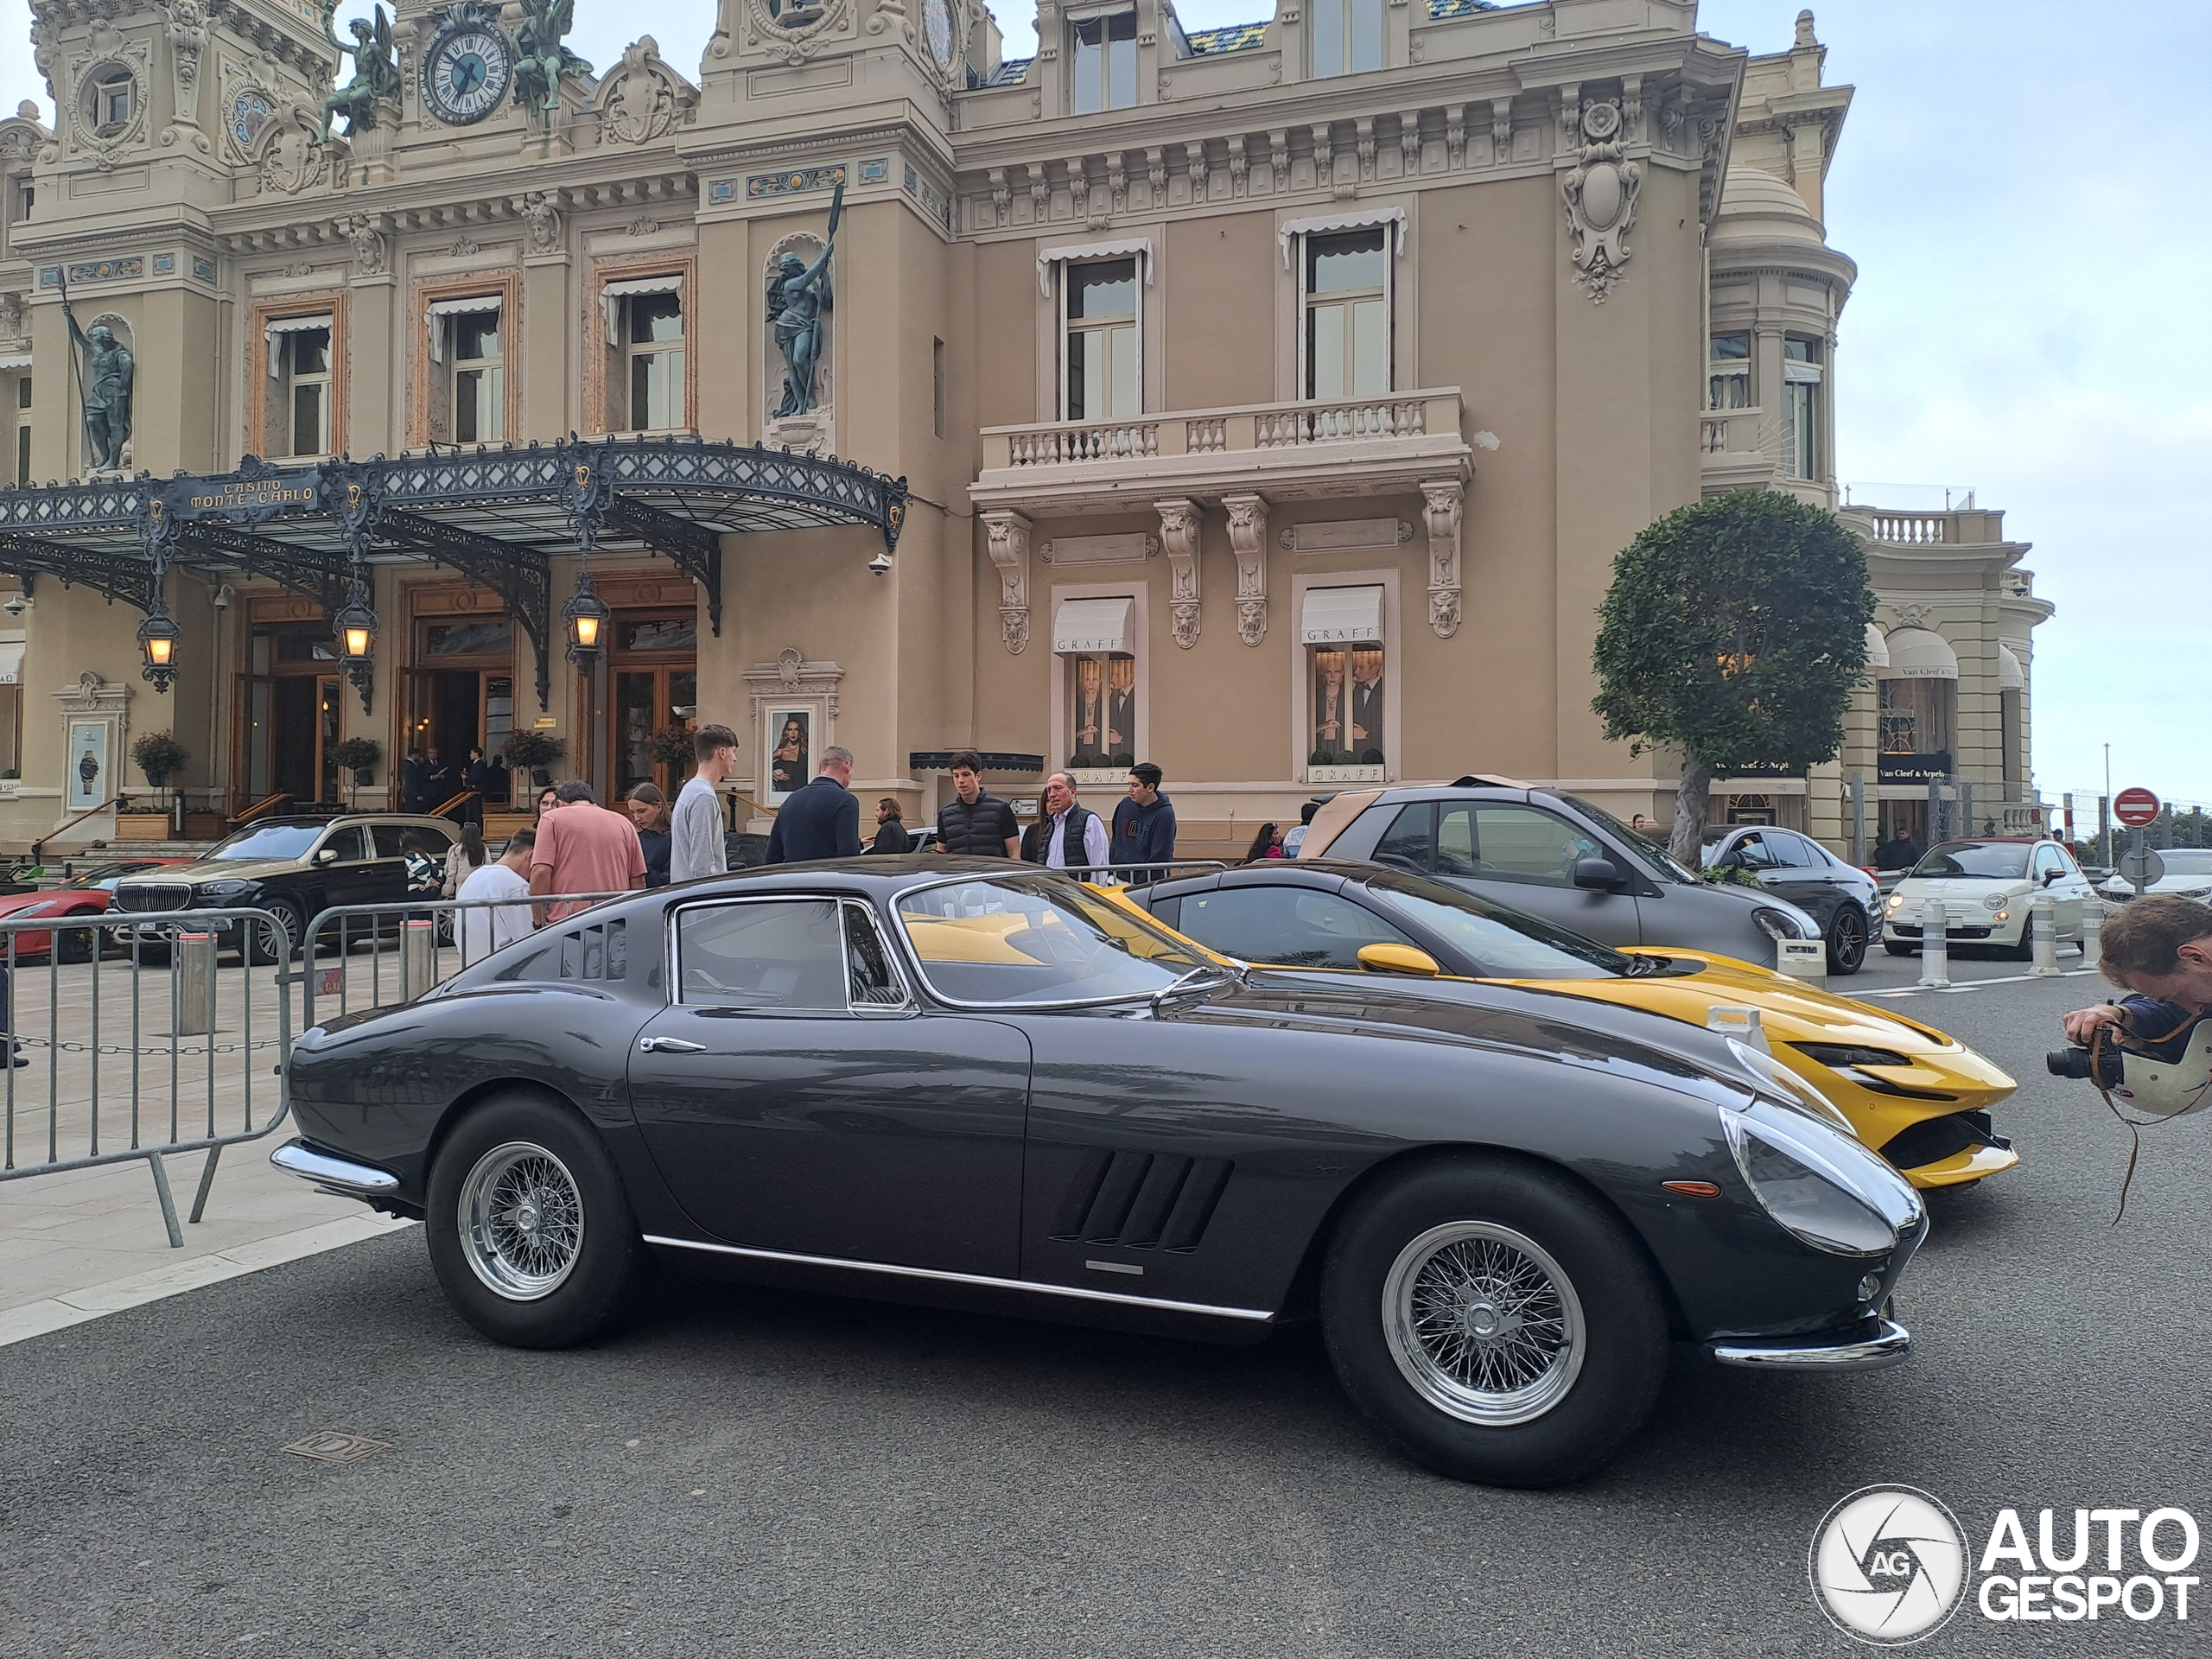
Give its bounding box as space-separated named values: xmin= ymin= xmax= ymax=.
xmin=0 ymin=0 xmax=2049 ymax=856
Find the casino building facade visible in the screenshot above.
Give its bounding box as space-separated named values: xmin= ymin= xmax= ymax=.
xmin=0 ymin=0 xmax=2050 ymax=856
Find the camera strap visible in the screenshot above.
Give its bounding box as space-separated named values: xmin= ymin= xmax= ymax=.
xmin=2090 ymin=1013 xmax=2212 ymax=1224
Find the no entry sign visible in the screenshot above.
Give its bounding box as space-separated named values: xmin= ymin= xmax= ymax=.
xmin=2115 ymin=787 xmax=2162 ymax=829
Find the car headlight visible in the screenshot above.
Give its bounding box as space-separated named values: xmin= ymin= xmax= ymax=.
xmin=1790 ymin=1043 xmax=1911 ymax=1070
xmin=1725 ymin=1038 xmax=1858 ymax=1136
xmin=1982 ymin=893 xmax=2010 ymax=910
xmin=1885 ymin=893 xmax=1905 ymax=911
xmin=1724 ymin=1101 xmax=1923 ymax=1257
xmin=1752 ymin=906 xmax=1812 ymax=942
xmin=194 ymin=880 xmax=255 ymax=901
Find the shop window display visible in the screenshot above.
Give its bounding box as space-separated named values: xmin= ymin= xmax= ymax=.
xmin=1066 ymin=652 xmax=1136 ymax=769
xmin=1309 ymin=645 xmax=1385 ymax=766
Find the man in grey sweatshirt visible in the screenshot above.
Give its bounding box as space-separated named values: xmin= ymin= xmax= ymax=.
xmin=671 ymin=723 xmax=739 ymax=884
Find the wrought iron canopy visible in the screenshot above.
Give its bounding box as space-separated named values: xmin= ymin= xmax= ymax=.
xmin=0 ymin=435 xmax=909 ymax=706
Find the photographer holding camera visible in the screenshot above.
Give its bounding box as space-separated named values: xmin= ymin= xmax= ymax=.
xmin=2061 ymin=895 xmax=2212 ymax=1048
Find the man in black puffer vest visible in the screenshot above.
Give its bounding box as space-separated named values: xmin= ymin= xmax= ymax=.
xmin=935 ymin=749 xmax=1020 ymax=857
xmin=1021 ymin=772 xmax=1110 ymax=873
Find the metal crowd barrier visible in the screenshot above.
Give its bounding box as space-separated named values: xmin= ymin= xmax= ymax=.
xmin=0 ymin=908 xmax=292 ymax=1246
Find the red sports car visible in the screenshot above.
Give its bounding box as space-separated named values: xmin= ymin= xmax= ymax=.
xmin=0 ymin=860 xmax=186 ymax=961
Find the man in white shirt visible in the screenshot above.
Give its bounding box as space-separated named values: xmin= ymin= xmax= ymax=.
xmin=671 ymin=722 xmax=738 ymax=884
xmin=458 ymin=828 xmax=537 ymax=963
xmin=1020 ymin=772 xmax=1110 ymax=873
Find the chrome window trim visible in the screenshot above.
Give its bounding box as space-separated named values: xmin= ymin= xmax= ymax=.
xmin=641 ymin=1232 xmax=1274 ymax=1322
xmin=839 ymin=897 xmax=918 ymax=1015
xmin=886 ymin=868 xmax=1215 ymax=1013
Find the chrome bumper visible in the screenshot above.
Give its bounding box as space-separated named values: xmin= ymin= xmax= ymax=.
xmin=1709 ymin=1317 xmax=1910 ymax=1372
xmin=270 ymin=1138 xmax=400 ymax=1198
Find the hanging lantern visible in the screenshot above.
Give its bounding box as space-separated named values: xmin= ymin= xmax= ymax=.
xmin=332 ymin=582 xmax=378 ymax=712
xmin=137 ymin=601 xmax=181 ymax=693
xmin=564 ymin=568 xmax=612 ymax=668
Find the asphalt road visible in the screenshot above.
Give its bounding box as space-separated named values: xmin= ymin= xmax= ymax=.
xmin=5 ymin=963 xmax=2210 ymax=1658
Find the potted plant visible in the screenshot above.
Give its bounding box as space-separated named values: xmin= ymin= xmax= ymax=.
xmin=330 ymin=737 xmax=382 ymax=809
xmin=131 ymin=730 xmax=191 ymax=837
xmin=505 ymin=730 xmax=567 ymax=789
xmin=646 ymin=724 xmax=696 ymax=771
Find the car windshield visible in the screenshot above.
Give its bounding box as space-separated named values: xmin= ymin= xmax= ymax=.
xmin=206 ymin=824 xmax=322 ymax=862
xmin=896 ymin=874 xmax=1216 ymax=1006
xmin=67 ymin=861 xmax=149 ymax=889
xmin=1361 ymin=869 xmax=1637 ymax=980
xmin=1910 ymin=842 xmax=2031 ymax=880
xmin=2157 ymin=851 xmax=2212 ymax=876
xmin=1561 ymin=795 xmax=1699 ymax=885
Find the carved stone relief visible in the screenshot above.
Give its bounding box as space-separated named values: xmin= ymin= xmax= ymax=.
xmin=251 ymin=103 xmax=334 ymax=196
xmin=981 ymin=509 xmax=1032 ymax=654
xmin=596 ymin=36 xmax=696 ymax=144
xmin=1223 ymin=493 xmax=1268 ymax=647
xmin=1420 ymin=478 xmax=1464 ymax=639
xmin=336 ymin=213 xmax=386 ymax=275
xmin=521 ymin=190 xmax=563 ymax=254
xmin=67 ymin=37 xmax=154 ymax=170
xmin=1560 ymin=99 xmax=1642 ymax=305
xmin=1155 ymin=497 xmax=1201 ymax=649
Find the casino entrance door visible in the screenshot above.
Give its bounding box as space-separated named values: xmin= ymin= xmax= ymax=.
xmin=235 ymin=607 xmax=343 ymax=810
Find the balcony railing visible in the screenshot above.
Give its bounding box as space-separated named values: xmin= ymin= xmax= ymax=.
xmin=1840 ymin=505 xmax=2013 ymax=549
xmin=982 ymin=391 xmax=1459 ymax=473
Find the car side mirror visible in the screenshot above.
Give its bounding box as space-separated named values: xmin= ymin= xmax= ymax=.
xmin=315 ymin=848 xmax=339 ymax=864
xmin=1357 ymin=942 xmax=1441 ymax=977
xmin=2042 ymin=868 xmax=2063 ymax=887
xmin=1573 ymin=856 xmax=1624 ymax=891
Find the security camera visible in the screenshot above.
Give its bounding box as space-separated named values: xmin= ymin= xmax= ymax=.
xmin=868 ymin=551 xmax=894 ymax=575
xmin=1 ymin=594 xmax=24 ymax=617
xmin=211 ymin=584 xmax=233 ymax=610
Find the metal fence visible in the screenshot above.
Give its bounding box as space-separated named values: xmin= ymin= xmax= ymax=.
xmin=0 ymin=908 xmax=292 ymax=1246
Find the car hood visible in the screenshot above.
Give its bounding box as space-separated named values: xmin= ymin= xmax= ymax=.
xmin=1889 ymin=875 xmax=2032 ymax=905
xmin=0 ymin=888 xmax=85 ymax=915
xmin=118 ymin=857 xmax=297 ymax=887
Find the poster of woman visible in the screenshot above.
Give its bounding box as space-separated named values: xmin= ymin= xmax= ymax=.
xmin=67 ymin=719 xmax=110 ymax=811
xmin=1311 ymin=650 xmax=1348 ymax=762
xmin=767 ymin=710 xmax=810 ymax=803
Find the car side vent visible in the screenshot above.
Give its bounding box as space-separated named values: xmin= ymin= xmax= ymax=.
xmin=1050 ymin=1150 xmax=1233 ymax=1252
xmin=496 ymin=917 xmax=626 ymax=983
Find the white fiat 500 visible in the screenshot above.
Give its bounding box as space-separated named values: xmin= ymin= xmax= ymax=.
xmin=1882 ymin=837 xmax=2092 ymax=959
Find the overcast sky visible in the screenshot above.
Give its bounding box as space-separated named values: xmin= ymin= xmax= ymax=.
xmin=0 ymin=2 xmax=2199 ymax=814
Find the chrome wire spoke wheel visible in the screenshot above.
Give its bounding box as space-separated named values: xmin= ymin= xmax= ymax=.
xmin=457 ymin=1141 xmax=586 ymax=1301
xmin=1381 ymin=1221 xmax=1586 ymax=1427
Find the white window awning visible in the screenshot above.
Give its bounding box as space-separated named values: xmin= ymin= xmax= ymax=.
xmin=1300 ymin=584 xmax=1384 ymax=645
xmin=0 ymin=352 xmax=29 ymax=372
xmin=601 ymin=274 xmax=683 ymax=347
xmin=264 ymin=312 xmax=332 ymax=378
xmin=1036 ymin=238 xmax=1154 ymax=298
xmin=1783 ymin=360 xmax=1823 ymax=384
xmin=1278 ymin=207 xmax=1407 ymax=269
xmin=1052 ymin=595 xmax=1135 ymax=655
xmin=1878 ymin=626 xmax=1957 ymax=681
xmin=1998 ymin=642 xmax=2024 ymax=692
xmin=1863 ymin=622 xmax=1890 ymax=671
xmin=0 ymin=640 xmax=24 ymax=684
xmin=425 ymin=295 xmax=501 ymax=364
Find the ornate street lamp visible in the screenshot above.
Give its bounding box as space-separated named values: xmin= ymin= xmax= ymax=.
xmin=563 ymin=566 xmax=612 ymax=669
xmin=137 ymin=600 xmax=181 ymax=693
xmin=332 ymin=582 xmax=378 ymax=713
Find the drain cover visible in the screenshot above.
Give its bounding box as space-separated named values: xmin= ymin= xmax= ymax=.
xmin=282 ymin=1431 xmax=390 ymax=1465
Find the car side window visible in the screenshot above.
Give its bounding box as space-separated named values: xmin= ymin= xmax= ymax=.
xmin=2033 ymin=845 xmax=2065 ymax=880
xmin=369 ymin=825 xmax=405 ymax=859
xmin=677 ymin=899 xmax=848 ymax=1011
xmin=841 ymin=901 xmax=909 ymax=1008
xmin=320 ymin=827 xmax=369 ymax=862
xmin=1732 ymin=833 xmax=1778 ymax=870
xmin=1434 ymin=805 xmax=1603 ymax=889
xmin=1374 ymin=804 xmax=1434 ymax=873
xmin=1770 ymin=833 xmax=1820 ymax=868
xmin=1175 ymin=887 xmax=1414 ymax=969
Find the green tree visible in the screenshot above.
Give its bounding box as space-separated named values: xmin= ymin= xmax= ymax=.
xmin=1592 ymin=490 xmax=1875 ymax=864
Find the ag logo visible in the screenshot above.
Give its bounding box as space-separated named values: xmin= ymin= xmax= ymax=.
xmin=1810 ymin=1485 xmax=1967 ymax=1644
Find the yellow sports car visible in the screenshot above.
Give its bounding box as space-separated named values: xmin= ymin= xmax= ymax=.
xmin=1109 ymin=861 xmax=2018 ymax=1190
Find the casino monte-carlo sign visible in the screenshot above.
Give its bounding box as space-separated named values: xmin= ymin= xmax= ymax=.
xmin=167 ymin=467 xmax=324 ymax=521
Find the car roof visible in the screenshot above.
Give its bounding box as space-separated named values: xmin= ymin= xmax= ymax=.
xmin=228 ymin=814 xmax=455 ymax=830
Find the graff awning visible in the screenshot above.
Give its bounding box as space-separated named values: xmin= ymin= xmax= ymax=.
xmin=0 ymin=435 xmax=909 ymax=711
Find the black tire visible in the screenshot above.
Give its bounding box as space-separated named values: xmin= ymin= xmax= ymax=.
xmin=1319 ymin=1158 xmax=1668 ymax=1488
xmin=54 ymin=925 xmax=96 ymax=965
xmin=1825 ymin=904 xmax=1869 ymax=976
xmin=247 ymin=899 xmax=302 ymax=967
xmin=425 ymin=1092 xmax=644 ymax=1349
xmin=2004 ymin=926 xmax=2036 ymax=963
xmin=1883 ymin=941 xmax=1916 ymax=957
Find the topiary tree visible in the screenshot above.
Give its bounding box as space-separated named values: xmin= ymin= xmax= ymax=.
xmin=1591 ymin=490 xmax=1875 ymax=865
xmin=130 ymin=730 xmax=191 ymax=805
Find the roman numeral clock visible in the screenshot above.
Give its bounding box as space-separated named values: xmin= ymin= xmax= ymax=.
xmin=421 ymin=2 xmax=514 ymax=124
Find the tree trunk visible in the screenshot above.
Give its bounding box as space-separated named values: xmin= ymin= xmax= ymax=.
xmin=1670 ymin=755 xmax=1712 ymax=866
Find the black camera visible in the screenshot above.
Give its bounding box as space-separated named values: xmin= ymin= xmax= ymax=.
xmin=2047 ymin=1046 xmax=2124 ymax=1086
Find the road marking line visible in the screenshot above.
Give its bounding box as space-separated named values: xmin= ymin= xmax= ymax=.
xmin=1858 ymin=968 xmax=2097 ymax=1000
xmin=0 ymin=1212 xmax=416 ymax=1348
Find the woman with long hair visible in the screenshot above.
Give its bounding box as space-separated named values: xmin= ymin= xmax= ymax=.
xmin=442 ymin=820 xmax=487 ymax=899
xmin=771 ymin=717 xmax=808 ymax=796
xmin=535 ymin=783 xmax=559 ymax=823
xmin=1242 ymin=822 xmax=1282 ymax=865
xmin=626 ymin=781 xmax=673 ymax=888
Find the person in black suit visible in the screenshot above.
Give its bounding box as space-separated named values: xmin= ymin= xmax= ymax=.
xmin=866 ymin=798 xmax=913 ymax=855
xmin=1107 ymin=655 xmax=1137 ymax=761
xmin=1350 ymin=648 xmax=1385 ymax=764
xmin=766 ymin=747 xmax=863 ymax=863
xmin=424 ymin=747 xmax=456 ymax=815
xmin=401 ymin=748 xmax=430 ymax=814
xmin=460 ymin=746 xmax=493 ymax=827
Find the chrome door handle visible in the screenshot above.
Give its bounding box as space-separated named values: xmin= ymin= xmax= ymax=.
xmin=639 ymin=1036 xmax=707 ymax=1053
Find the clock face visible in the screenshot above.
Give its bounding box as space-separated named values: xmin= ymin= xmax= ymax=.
xmin=925 ymin=0 xmax=957 ymax=69
xmin=423 ymin=27 xmax=513 ymax=124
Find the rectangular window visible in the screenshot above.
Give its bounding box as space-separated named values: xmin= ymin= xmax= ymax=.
xmin=1066 ymin=651 xmax=1136 ymax=767
xmin=94 ymin=73 xmax=131 ymax=136
xmin=932 ymin=337 xmax=945 ymax=439
xmin=452 ymin=310 xmax=504 ymax=443
xmin=15 ymin=182 xmax=31 ymax=222
xmin=1071 ymin=11 xmax=1137 ymax=112
xmin=1707 ymin=331 xmax=1751 ymax=411
xmin=1062 ymin=258 xmax=1139 ymax=421
xmin=1308 ymin=645 xmax=1385 ymax=766
xmin=1303 ymin=230 xmax=1389 ymax=400
xmin=1310 ymin=0 xmax=1382 ymax=78
xmin=1782 ymin=336 xmax=1822 ymax=480
xmin=283 ymin=327 xmax=333 ymax=457
xmin=13 ymin=373 xmax=28 ymax=486
xmin=625 ymin=292 xmax=685 ymax=431
xmin=677 ymin=899 xmax=849 ymax=1010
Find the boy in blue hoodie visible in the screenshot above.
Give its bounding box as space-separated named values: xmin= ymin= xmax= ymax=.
xmin=1109 ymin=762 xmax=1176 ymax=885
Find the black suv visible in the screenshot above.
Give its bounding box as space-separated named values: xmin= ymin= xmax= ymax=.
xmin=112 ymin=815 xmax=458 ymax=963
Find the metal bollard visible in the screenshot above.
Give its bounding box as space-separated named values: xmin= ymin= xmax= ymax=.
xmin=2028 ymin=894 xmax=2060 ymax=976
xmin=401 ymin=917 xmax=436 ymax=1000
xmin=2082 ymin=900 xmax=2104 ymax=969
xmin=174 ymin=931 xmax=218 ymax=1035
xmin=1917 ymin=897 xmax=1950 ymax=988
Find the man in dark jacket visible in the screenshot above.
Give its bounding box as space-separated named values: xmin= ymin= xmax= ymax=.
xmin=934 ymin=750 xmax=1020 ymax=856
xmin=1110 ymin=762 xmax=1176 ymax=883
xmin=867 ymin=798 xmax=913 ymax=855
xmin=767 ymin=747 xmax=863 ymax=863
xmin=400 ymin=747 xmax=430 ymax=814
